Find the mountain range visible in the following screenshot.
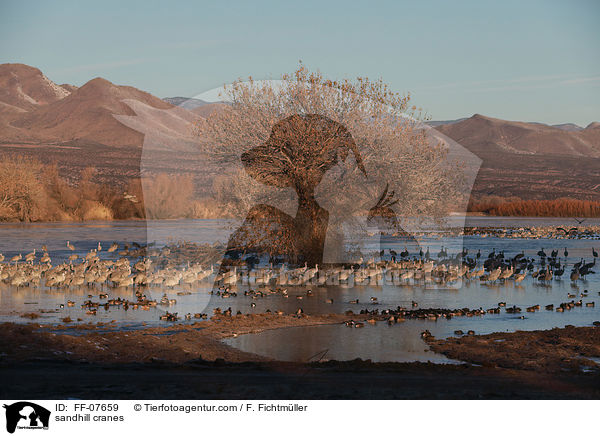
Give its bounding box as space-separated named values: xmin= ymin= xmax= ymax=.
xmin=0 ymin=63 xmax=599 ymax=200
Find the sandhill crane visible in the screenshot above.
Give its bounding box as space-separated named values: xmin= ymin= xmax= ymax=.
xmin=303 ymin=264 xmax=318 ymax=283
xmin=10 ymin=254 xmax=22 ymax=264
xmin=488 ymin=267 xmax=502 ymax=282
xmin=108 ymin=243 xmax=118 ymax=253
xmin=338 ymin=268 xmax=351 ymax=282
xmin=24 ymin=249 xmax=36 ymax=263
xmin=514 ymin=271 xmax=527 ymax=283
xmin=499 ymin=266 xmax=514 ymax=280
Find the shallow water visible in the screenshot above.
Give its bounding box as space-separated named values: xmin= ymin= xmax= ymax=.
xmin=1 ymin=218 xmax=599 ymax=363
xmin=224 ymin=323 xmax=465 ymax=363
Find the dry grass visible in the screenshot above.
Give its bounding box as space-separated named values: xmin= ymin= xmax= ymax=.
xmin=469 ymin=195 xmax=600 ymax=217
xmin=142 ymin=173 xmax=194 ymax=219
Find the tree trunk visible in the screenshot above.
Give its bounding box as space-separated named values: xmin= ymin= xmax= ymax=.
xmin=294 ymin=192 xmax=329 ymax=267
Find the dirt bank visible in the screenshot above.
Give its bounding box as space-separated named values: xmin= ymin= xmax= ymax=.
xmin=1 ymin=318 xmax=599 ymax=399
xmin=426 ymin=325 xmax=600 ymax=373
xmin=0 ymin=313 xmax=359 ymax=364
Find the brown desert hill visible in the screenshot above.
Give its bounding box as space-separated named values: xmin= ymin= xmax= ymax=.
xmin=59 ymin=83 xmax=78 ymax=93
xmin=0 ymin=64 xmax=207 ymax=188
xmin=1 ymin=63 xmax=598 ymax=202
xmin=553 ymin=123 xmax=583 ymax=132
xmin=436 ymin=114 xmax=600 ymax=158
xmin=0 ymin=63 xmax=71 ymax=113
xmin=10 ymin=77 xmax=175 ymax=147
xmin=435 ymin=114 xmax=600 ymax=201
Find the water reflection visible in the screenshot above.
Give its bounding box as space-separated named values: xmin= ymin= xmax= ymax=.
xmin=224 ymin=323 xmax=464 ymax=363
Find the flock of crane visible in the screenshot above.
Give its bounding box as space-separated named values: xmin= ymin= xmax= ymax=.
xmin=0 ymin=242 xmax=597 ymax=292
xmin=0 ymin=240 xmax=598 ymax=325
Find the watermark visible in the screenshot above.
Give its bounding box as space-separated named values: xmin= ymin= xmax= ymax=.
xmin=3 ymin=402 xmax=50 ymax=434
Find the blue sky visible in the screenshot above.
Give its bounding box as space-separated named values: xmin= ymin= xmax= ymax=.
xmin=1 ymin=0 xmax=598 ymax=125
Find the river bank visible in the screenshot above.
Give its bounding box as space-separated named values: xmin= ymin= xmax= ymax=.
xmin=1 ymin=316 xmax=599 ymax=399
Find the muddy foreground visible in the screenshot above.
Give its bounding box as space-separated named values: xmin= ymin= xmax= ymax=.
xmin=1 ymin=314 xmax=599 ymax=399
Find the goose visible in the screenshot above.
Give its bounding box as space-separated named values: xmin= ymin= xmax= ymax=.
xmin=66 ymin=241 xmax=75 ymax=251
xmin=593 ymin=248 xmax=598 ymax=258
xmin=570 ymin=269 xmax=580 ymax=281
xmin=107 ymin=243 xmax=119 ymax=253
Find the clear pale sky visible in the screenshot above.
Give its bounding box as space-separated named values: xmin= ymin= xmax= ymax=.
xmin=1 ymin=0 xmax=598 ymax=126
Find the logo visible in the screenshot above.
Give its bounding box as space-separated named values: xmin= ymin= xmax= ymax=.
xmin=3 ymin=402 xmax=50 ymax=434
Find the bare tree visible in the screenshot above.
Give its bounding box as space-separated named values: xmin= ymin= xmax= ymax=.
xmin=193 ymin=66 xmax=467 ymax=265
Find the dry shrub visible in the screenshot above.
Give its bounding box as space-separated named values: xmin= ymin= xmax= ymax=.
xmin=0 ymin=156 xmax=145 ymax=222
xmin=190 ymin=198 xmax=235 ymax=219
xmin=81 ymin=201 xmax=113 ymax=220
xmin=469 ymin=196 xmax=600 ymax=217
xmin=142 ymin=173 xmax=195 ymax=219
xmin=43 ymin=163 xmax=78 ymax=219
xmin=98 ymin=178 xmax=145 ymax=220
xmin=0 ymin=155 xmax=46 ymax=221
